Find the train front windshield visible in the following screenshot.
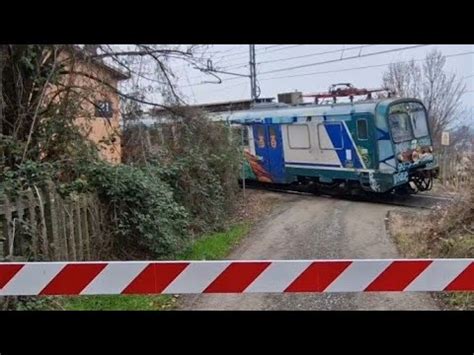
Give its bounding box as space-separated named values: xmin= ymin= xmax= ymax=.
xmin=388 ymin=102 xmax=430 ymax=143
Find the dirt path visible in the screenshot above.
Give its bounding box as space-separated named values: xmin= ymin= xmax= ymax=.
xmin=179 ymin=192 xmax=439 ymax=310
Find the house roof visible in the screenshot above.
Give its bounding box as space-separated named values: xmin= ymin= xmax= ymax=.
xmin=150 ymin=97 xmax=275 ymax=117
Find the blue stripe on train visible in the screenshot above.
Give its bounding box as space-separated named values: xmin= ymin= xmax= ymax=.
xmin=324 ymin=123 xmax=364 ymax=169
xmin=376 ymin=128 xmax=390 ymax=140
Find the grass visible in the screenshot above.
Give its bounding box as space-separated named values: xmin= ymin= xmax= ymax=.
xmin=389 ymin=211 xmax=474 ymax=310
xmin=59 ymin=223 xmax=250 ymax=311
xmin=179 ymin=223 xmax=250 ymax=260
xmin=60 ymin=295 xmax=176 ymax=311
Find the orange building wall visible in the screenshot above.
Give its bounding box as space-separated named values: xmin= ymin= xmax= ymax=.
xmin=52 ymin=51 xmax=124 ymax=164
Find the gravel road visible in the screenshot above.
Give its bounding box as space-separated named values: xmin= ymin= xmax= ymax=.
xmin=179 ymin=192 xmax=439 ymax=310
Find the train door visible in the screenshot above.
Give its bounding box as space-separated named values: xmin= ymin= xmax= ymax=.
xmin=353 ymin=114 xmax=373 ymax=169
xmin=253 ymin=124 xmax=286 ymax=183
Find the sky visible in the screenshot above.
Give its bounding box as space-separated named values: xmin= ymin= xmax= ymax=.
xmin=166 ymin=45 xmax=473 ymax=123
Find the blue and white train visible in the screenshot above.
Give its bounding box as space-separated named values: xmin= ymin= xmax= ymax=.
xmin=227 ymin=97 xmax=438 ymax=194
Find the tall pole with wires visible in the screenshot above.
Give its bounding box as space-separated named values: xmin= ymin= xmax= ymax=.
xmin=249 ymin=45 xmax=257 ymax=101
xmin=242 ymin=44 xmax=258 ymax=200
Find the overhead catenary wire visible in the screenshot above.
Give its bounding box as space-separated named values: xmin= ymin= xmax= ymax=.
xmin=212 ymin=45 xmax=303 ymax=66
xmin=186 ymin=45 xmax=369 ymax=84
xmin=183 ymin=45 xmax=432 ymax=88
xmin=198 ymin=49 xmax=474 ymax=88
xmin=257 ymin=45 xmax=429 ymax=76
xmin=185 ymin=45 xmax=303 ymax=81
xmin=222 ymin=45 xmax=370 ymax=71
xmin=178 ymin=50 xmax=474 ymax=104
xmin=257 ymin=50 xmax=474 ymax=82
xmin=202 ymin=44 xmax=282 ymax=60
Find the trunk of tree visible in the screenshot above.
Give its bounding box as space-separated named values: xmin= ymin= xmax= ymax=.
xmin=0 ymin=45 xmax=6 ymax=135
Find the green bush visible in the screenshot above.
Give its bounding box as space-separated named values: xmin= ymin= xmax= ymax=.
xmin=0 ymin=160 xmax=54 ymax=196
xmin=77 ymin=161 xmax=189 ymax=258
xmin=123 ymin=108 xmax=241 ymax=234
xmin=2 ymin=107 xmax=242 ymax=260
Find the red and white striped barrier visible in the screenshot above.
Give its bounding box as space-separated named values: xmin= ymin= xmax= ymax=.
xmin=0 ymin=259 xmax=472 ymax=296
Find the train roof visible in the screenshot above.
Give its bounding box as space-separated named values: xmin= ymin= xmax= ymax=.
xmin=227 ymin=98 xmax=415 ymax=125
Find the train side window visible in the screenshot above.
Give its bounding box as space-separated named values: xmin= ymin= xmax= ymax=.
xmin=256 ymin=126 xmax=265 ymax=148
xmin=357 ymin=119 xmax=368 ymax=140
xmin=318 ymin=122 xmax=343 ymax=150
xmin=242 ymin=127 xmax=249 ymax=146
xmin=269 ymin=126 xmax=278 ymax=149
xmin=288 ymin=124 xmax=310 ymax=149
xmin=235 ymin=126 xmax=249 ymax=146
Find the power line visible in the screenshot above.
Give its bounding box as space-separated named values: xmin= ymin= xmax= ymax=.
xmin=183 ymin=45 xmax=430 ymax=87
xmin=201 ymin=46 xmax=251 ymax=59
xmin=182 ymin=49 xmax=474 ymax=89
xmin=258 ymin=50 xmax=474 ymax=82
xmin=200 ymin=45 xmax=272 ymax=64
xmin=187 ymin=45 xmax=362 ymax=84
xmin=258 ymin=45 xmax=429 ymax=76
xmin=259 ymin=45 xmax=370 ymax=66
xmin=186 ymin=45 xmax=366 ymax=83
xmin=222 ymin=45 xmax=370 ymax=71
xmin=187 ymin=45 xmax=316 ymax=82
xmin=213 ymin=45 xmax=302 ymax=66
xmin=210 ymin=44 xmax=280 ymax=58
xmin=186 ymin=46 xmax=293 ymax=81
xmin=200 ymin=46 xmax=246 ymax=57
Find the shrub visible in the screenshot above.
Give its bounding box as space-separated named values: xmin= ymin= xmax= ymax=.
xmin=123 ymin=108 xmax=241 ymax=234
xmin=76 ymin=161 xmax=189 ymax=258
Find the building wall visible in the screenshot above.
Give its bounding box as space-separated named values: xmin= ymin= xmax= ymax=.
xmin=52 ymin=50 xmax=124 ymax=164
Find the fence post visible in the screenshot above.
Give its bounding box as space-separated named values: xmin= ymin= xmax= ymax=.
xmin=66 ymin=201 xmax=77 ymax=261
xmin=15 ymin=196 xmax=25 ymax=256
xmin=82 ymin=196 xmax=91 ymax=260
xmin=0 ymin=197 xmax=8 ymax=260
xmin=1 ymin=187 xmax=103 ymax=262
xmin=46 ymin=182 xmax=60 ymax=260
xmin=26 ymin=189 xmax=39 ymax=259
xmin=57 ymin=197 xmax=68 ymax=260
xmin=0 ymin=217 xmax=5 ymax=260
xmin=3 ymin=197 xmax=13 ymax=259
xmin=34 ymin=185 xmax=49 ymax=259
xmin=75 ymin=196 xmax=84 ymax=261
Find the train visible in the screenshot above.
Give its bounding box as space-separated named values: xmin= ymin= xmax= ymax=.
xmin=226 ymin=86 xmax=439 ymax=196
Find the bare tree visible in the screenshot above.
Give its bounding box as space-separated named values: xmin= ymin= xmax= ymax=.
xmin=0 ymin=45 xmax=6 ymax=135
xmin=451 ymin=123 xmax=474 ymax=153
xmin=0 ymin=44 xmax=212 ymax=168
xmin=383 ymin=49 xmax=467 ymax=146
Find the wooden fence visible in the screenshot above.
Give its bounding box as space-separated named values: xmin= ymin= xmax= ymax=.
xmin=0 ymin=182 xmax=108 ymax=261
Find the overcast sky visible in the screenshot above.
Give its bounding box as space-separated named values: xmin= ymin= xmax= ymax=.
xmin=167 ymin=45 xmax=473 ymax=122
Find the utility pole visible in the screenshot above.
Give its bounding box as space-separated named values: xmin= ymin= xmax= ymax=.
xmin=204 ymin=46 xmax=258 ymax=198
xmin=202 ymin=45 xmax=258 ymax=102
xmin=249 ymin=44 xmax=257 ymax=101
xmin=242 ymin=44 xmax=258 ymax=199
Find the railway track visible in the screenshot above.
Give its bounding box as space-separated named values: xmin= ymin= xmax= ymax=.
xmin=241 ymin=182 xmax=454 ymax=210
